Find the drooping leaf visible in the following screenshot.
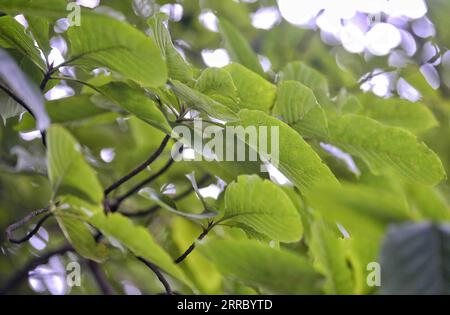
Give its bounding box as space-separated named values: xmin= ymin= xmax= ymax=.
xmin=328 ymin=114 xmax=446 ymax=186
xmin=380 ymin=222 xmax=450 ymax=294
xmin=170 ymin=80 xmax=238 ymax=120
xmin=222 ymin=175 xmax=302 ymax=243
xmin=0 ymin=49 xmax=49 ymax=130
xmin=200 ymin=239 xmax=320 ymax=294
xmin=0 ymin=15 xmax=46 ymax=70
xmin=54 ymin=195 xmax=107 ymax=262
xmin=218 ymin=18 xmax=264 ymax=76
xmin=98 ymin=82 xmax=172 ymax=134
xmin=148 ymin=13 xmax=193 ymax=83
xmin=67 ymin=14 xmax=167 ymax=87
xmin=231 ymin=109 xmax=338 ymax=193
xmin=16 ymin=95 xmax=108 ymax=131
xmin=89 ymin=212 xmax=191 ymax=287
xmin=47 ymin=125 xmax=103 ymax=204
xmin=224 ymin=63 xmax=276 ymax=112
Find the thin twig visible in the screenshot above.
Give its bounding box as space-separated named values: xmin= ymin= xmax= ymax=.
xmin=104 ymin=135 xmax=171 ymax=198
xmin=0 ymin=245 xmax=73 ymax=295
xmin=137 ymin=257 xmax=173 ymax=295
xmin=174 ymin=221 xmax=216 ymax=264
xmin=87 ymin=260 xmax=116 ymax=295
xmin=5 ymin=207 xmax=51 ymax=244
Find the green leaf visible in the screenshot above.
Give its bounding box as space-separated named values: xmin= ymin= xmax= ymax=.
xmin=89 ymin=212 xmax=191 ymax=287
xmin=67 ymin=14 xmax=167 ymax=87
xmin=328 ymin=114 xmax=446 ymax=186
xmin=170 ymin=80 xmax=238 ymax=120
xmin=16 ymin=95 xmax=108 ymax=131
xmin=232 ymin=109 xmax=338 ymax=193
xmin=148 ymin=13 xmax=193 ymax=83
xmin=280 ymin=62 xmax=329 ymax=96
xmin=47 ymin=125 xmax=103 ymax=204
xmin=380 ymin=222 xmax=450 ymax=294
xmin=0 ymin=49 xmax=49 ymax=130
xmin=218 ymin=18 xmax=264 ymax=76
xmin=222 ymin=175 xmax=302 ymax=243
xmin=199 ymin=239 xmax=320 ymax=294
xmin=224 ymin=63 xmax=276 ymax=112
xmin=404 ymin=183 xmax=450 ymax=221
xmin=0 ymin=15 xmax=46 ymax=70
xmin=196 ymin=67 xmax=239 ymax=112
xmin=361 ymin=97 xmax=438 ymax=134
xmin=309 ymin=220 xmax=353 ymax=294
xmin=0 ymin=0 xmax=68 ymax=17
xmin=26 ymin=15 xmax=51 ymax=56
xmin=273 ymin=80 xmax=328 ymax=139
xmin=98 ymin=82 xmax=172 ymax=134
xmin=0 ymin=90 xmax=23 ymax=125
xmin=309 ymin=182 xmax=412 ymax=237
xmin=55 ymin=196 xmax=107 ymax=262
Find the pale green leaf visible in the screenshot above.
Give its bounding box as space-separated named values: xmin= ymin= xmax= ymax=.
xmin=0 ymin=15 xmax=46 ymax=70
xmin=67 ymin=14 xmax=167 ymax=87
xmin=0 ymin=0 xmax=68 ymax=17
xmin=47 ymin=125 xmax=103 ymax=204
xmin=90 ymin=212 xmax=191 ymax=287
xmin=218 ymin=18 xmax=264 ymax=76
xmin=231 ymin=109 xmax=338 ymax=193
xmin=200 ymin=239 xmax=320 ymax=294
xmin=224 ymin=63 xmax=276 ymax=112
xmin=328 ymin=114 xmax=446 ymax=185
xmin=148 ymin=13 xmax=193 ymax=83
xmin=98 ymin=82 xmax=172 ymax=134
xmin=280 ymin=61 xmax=329 ymax=96
xmin=222 ymin=175 xmax=302 ymax=243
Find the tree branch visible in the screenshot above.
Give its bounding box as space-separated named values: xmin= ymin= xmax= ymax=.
xmin=104 ymin=135 xmax=172 ymax=199
xmin=87 ymin=260 xmax=116 ymax=295
xmin=137 ymin=257 xmax=173 ymax=295
xmin=0 ymin=245 xmax=73 ymax=295
xmin=174 ymin=221 xmax=216 ymax=264
xmin=5 ymin=207 xmax=51 ymax=244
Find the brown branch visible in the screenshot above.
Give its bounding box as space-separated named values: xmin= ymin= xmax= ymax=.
xmin=174 ymin=221 xmax=215 ymax=264
xmin=137 ymin=257 xmax=172 ymax=295
xmin=104 ymin=135 xmax=172 ymax=198
xmin=5 ymin=207 xmax=51 ymax=244
xmin=87 ymin=260 xmax=116 ymax=295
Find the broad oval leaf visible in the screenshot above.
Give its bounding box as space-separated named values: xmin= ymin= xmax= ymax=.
xmin=200 ymin=239 xmax=320 ymax=294
xmin=280 ymin=61 xmax=329 ymax=97
xmin=329 ymin=114 xmax=446 ymax=186
xmin=231 ymin=109 xmax=339 ymax=193
xmin=222 ymin=175 xmax=303 ymax=243
xmin=67 ymin=14 xmax=167 ymax=87
xmin=47 ymin=125 xmax=103 ymax=204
